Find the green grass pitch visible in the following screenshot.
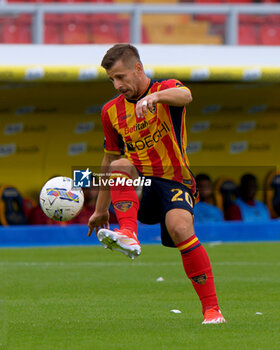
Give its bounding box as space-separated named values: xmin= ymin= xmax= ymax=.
xmin=0 ymin=242 xmax=280 ymax=350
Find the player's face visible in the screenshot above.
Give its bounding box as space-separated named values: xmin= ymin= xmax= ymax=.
xmin=242 ymin=179 xmax=257 ymax=200
xmin=197 ymin=179 xmax=212 ymax=201
xmin=106 ymin=59 xmax=142 ymax=99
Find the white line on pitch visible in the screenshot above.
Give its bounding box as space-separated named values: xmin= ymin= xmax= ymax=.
xmin=0 ymin=261 xmax=279 ymax=267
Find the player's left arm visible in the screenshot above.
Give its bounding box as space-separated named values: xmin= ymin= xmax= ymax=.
xmin=136 ymin=80 xmax=192 ymax=118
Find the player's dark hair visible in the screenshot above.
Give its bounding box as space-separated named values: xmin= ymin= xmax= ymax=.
xmin=195 ymin=173 xmax=211 ymax=183
xmin=101 ymin=44 xmax=142 ymax=70
xmin=240 ymin=173 xmax=257 ymax=187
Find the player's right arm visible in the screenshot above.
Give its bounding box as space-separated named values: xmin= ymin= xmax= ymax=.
xmin=88 ymin=152 xmax=121 ymax=237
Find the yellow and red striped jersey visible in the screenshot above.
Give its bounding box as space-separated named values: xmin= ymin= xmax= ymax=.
xmin=101 ymin=79 xmax=196 ymax=196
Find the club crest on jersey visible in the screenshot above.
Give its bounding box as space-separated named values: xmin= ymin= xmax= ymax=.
xmin=113 ymin=201 xmax=133 ymax=212
xmin=47 ymin=188 xmax=79 ymax=202
xmin=191 ymin=274 xmax=207 ymax=285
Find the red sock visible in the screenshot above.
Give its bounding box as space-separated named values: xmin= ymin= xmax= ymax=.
xmin=177 ymin=235 xmax=218 ymax=314
xmin=110 ymin=171 xmax=139 ymax=234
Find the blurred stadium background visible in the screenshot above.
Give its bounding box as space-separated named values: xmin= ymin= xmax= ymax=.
xmin=1 ymin=3 xmax=280 ymax=349
xmin=0 ymin=0 xmax=280 ymax=236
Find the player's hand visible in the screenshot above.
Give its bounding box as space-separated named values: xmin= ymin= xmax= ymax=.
xmin=88 ymin=210 xmax=110 ymax=237
xmin=136 ymin=93 xmax=158 ymax=119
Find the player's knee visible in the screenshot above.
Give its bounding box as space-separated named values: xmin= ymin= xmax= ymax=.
xmin=110 ymin=158 xmax=134 ymax=177
xmin=167 ymin=218 xmax=194 ymax=244
xmin=168 ymin=224 xmax=190 ymax=242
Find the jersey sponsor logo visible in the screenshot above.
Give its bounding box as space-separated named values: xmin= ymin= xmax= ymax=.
xmin=191 ymin=274 xmax=207 ymax=285
xmin=125 ymin=121 xmax=170 ymax=152
xmin=113 ymin=201 xmax=133 ymax=212
xmin=124 ymin=116 xmax=157 ymax=135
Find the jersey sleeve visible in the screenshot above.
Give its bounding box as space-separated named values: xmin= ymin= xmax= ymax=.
xmin=159 ymin=79 xmax=191 ymax=93
xmin=101 ymin=107 xmax=123 ymax=155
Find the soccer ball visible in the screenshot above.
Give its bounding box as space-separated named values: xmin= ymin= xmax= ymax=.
xmin=40 ymin=176 xmax=84 ymax=222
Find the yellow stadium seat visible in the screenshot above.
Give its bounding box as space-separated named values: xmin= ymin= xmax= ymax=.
xmin=141 ymin=14 xmax=222 ymax=44
xmin=114 ymin=0 xmax=177 ymax=2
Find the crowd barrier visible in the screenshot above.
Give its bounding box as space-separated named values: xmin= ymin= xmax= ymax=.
xmin=0 ymin=221 xmax=280 ymax=248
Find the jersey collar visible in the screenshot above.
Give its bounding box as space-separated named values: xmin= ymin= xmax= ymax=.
xmin=126 ymin=79 xmax=152 ymax=104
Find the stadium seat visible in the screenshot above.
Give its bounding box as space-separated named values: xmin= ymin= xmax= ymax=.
xmin=265 ymin=15 xmax=280 ymax=24
xmin=91 ymin=21 xmax=119 ymax=43
xmin=7 ymin=0 xmax=55 ymax=2
xmin=143 ymin=16 xmax=222 ymax=44
xmin=195 ymin=0 xmax=223 ymax=3
xmin=239 ymin=14 xmax=266 ymax=25
xmin=260 ymin=25 xmax=280 ymax=45
xmin=0 ymin=185 xmax=27 ymax=225
xmin=1 ymin=16 xmax=32 ymax=44
xmin=45 ymin=23 xmax=62 ymax=44
xmin=193 ymin=2 xmax=226 ymax=26
xmin=225 ymin=0 xmax=253 ymax=3
xmin=214 ymin=178 xmax=239 ymax=212
xmin=45 ymin=14 xmax=92 ymax=44
xmin=88 ymin=14 xmax=132 ymax=43
xmin=114 ymin=0 xmax=177 ymax=2
xmin=195 ymin=14 xmax=226 ymax=25
xmin=238 ymin=24 xmax=259 ymax=45
xmin=62 ymin=23 xmax=90 ymax=44
xmin=44 ymin=14 xmax=62 ymax=44
xmin=265 ymin=171 xmax=280 ymax=218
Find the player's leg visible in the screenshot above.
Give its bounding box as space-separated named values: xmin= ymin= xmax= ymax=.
xmin=165 ymin=208 xmax=226 ymax=324
xmin=155 ymin=178 xmax=226 ymax=324
xmin=97 ymin=158 xmax=141 ymax=259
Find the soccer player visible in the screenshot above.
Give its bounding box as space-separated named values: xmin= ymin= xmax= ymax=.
xmin=88 ymin=44 xmax=226 ymax=324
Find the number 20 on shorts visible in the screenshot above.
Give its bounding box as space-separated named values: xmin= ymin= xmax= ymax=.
xmin=171 ymin=188 xmax=193 ymax=207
